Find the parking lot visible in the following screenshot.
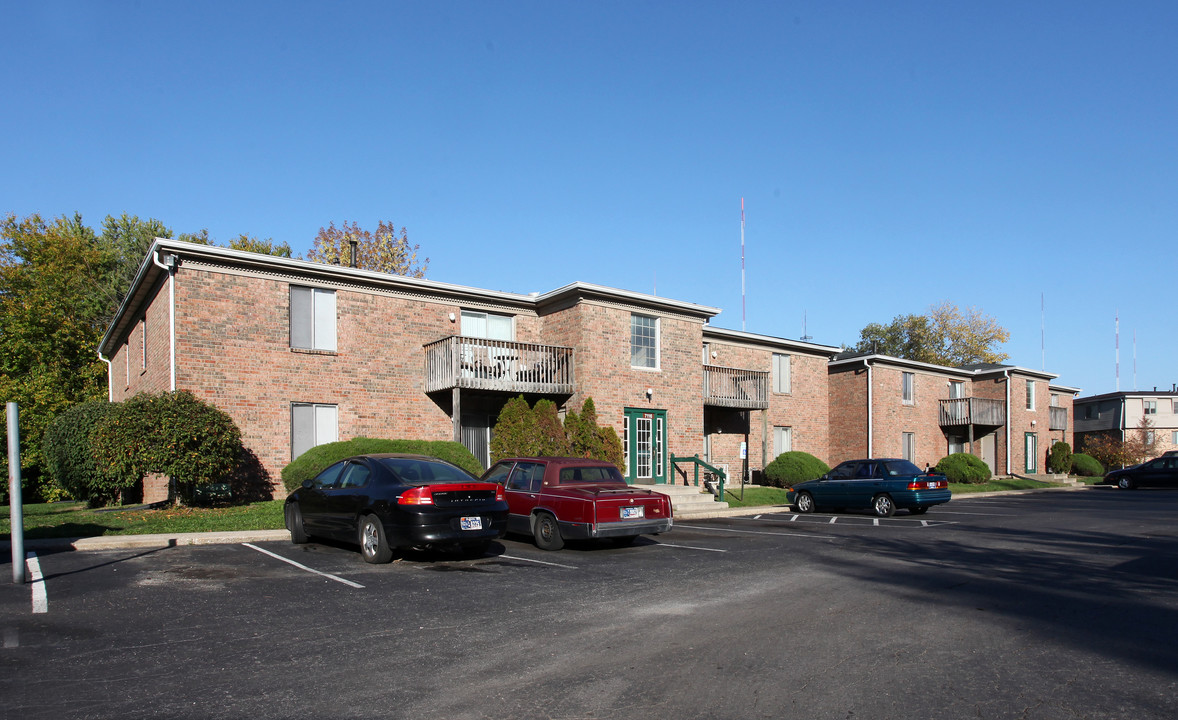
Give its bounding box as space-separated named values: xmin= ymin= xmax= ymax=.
xmin=4 ymin=487 xmax=1178 ymax=719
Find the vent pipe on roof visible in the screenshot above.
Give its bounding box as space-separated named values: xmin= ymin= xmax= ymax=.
xmin=349 ymin=239 xmax=358 ymax=268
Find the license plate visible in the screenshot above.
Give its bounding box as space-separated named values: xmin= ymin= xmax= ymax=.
xmin=460 ymin=516 xmax=483 ymax=530
xmin=621 ymin=506 xmax=645 ymax=520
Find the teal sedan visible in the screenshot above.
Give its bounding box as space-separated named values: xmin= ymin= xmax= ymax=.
xmin=786 ymin=458 xmax=951 ymax=517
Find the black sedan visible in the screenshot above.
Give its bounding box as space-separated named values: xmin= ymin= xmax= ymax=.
xmin=284 ymin=453 xmax=508 ymax=563
xmin=786 ymin=458 xmax=951 ymax=517
xmin=1102 ymin=455 xmax=1178 ymax=490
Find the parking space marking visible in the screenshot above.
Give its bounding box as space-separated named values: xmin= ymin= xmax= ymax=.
xmin=728 ymin=514 xmax=956 ymax=529
xmin=26 ymin=552 xmax=47 ymax=614
xmin=243 ymin=543 xmax=365 ymax=588
xmin=934 ymin=510 xmax=1017 ymax=516
xmin=677 ymin=524 xmax=837 ymax=539
xmin=498 ymin=554 xmax=578 ymax=569
xmin=653 ymin=542 xmax=727 ymax=553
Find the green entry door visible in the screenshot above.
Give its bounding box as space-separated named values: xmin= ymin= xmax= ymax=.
xmin=624 ymin=408 xmax=668 ymax=485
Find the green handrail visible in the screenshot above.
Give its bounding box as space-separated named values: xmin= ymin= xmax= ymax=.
xmin=670 ymin=454 xmax=730 ymax=502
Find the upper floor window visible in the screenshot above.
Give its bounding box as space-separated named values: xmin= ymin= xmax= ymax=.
xmin=901 ymin=372 xmax=915 ymax=405
xmin=630 ymin=314 xmax=659 ymax=369
xmin=1084 ymin=405 xmax=1095 ymax=420
xmin=772 ymin=353 xmax=791 ymax=394
xmin=1025 ymin=380 xmax=1035 ymax=410
xmin=949 ymin=381 xmax=964 ymax=399
xmin=1144 ymin=399 xmax=1158 ymax=415
xmin=290 ymin=286 xmax=337 ymax=351
xmin=461 ymin=310 xmax=513 ymax=340
xmin=1050 ymin=393 xmax=1060 ymax=407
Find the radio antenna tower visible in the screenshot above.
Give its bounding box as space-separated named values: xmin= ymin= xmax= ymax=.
xmin=740 ymin=197 xmax=746 ymax=332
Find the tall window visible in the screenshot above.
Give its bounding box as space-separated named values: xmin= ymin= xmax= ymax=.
xmin=1025 ymin=380 xmax=1036 ymax=410
xmin=1172 ymin=431 xmax=1178 ymax=446
xmin=140 ymin=318 xmax=147 ymax=371
xmin=290 ymin=286 xmax=337 ymax=351
xmin=291 ymin=403 xmax=338 ymax=460
xmin=1025 ymin=433 xmax=1038 ymax=473
xmin=461 ymin=310 xmax=513 ymax=340
xmin=949 ymin=381 xmax=964 ymax=399
xmin=773 ymin=354 xmax=791 ymax=394
xmin=901 ymin=372 xmax=915 ymax=405
xmin=902 ymin=432 xmax=916 ymax=462
xmin=630 ymin=314 xmax=659 ymax=369
xmin=1144 ymin=400 xmax=1157 ymax=415
xmin=774 ymin=426 xmax=793 ymax=455
xmin=1050 ymin=393 xmax=1060 ymax=407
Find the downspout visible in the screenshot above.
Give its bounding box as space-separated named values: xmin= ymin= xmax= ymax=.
xmin=1004 ymin=369 xmax=1012 ymax=475
xmin=151 ymin=251 xmax=177 ymax=391
xmin=97 ymin=352 xmax=112 ymax=402
xmin=866 ymin=358 xmax=874 ymax=458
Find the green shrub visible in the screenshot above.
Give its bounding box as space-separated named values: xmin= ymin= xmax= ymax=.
xmin=489 ymin=395 xmax=537 ymax=462
xmin=1046 ymin=441 xmax=1073 ymax=474
xmin=533 ymin=399 xmax=571 ymax=456
xmin=42 ymin=400 xmax=119 ymax=505
xmin=90 ymin=390 xmax=242 ymax=505
xmin=936 ymin=453 xmax=992 ymax=484
xmin=280 ymin=437 xmax=483 ymax=493
xmin=763 ymin=451 xmax=830 ymax=488
xmin=1071 ymin=453 xmax=1103 ymax=477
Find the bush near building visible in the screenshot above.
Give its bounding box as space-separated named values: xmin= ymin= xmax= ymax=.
xmin=490 ymin=396 xmax=624 ymax=470
xmin=762 ymin=451 xmax=830 ymax=488
xmin=936 ymin=453 xmax=992 ymax=484
xmin=281 ymin=437 xmax=483 ymax=493
xmin=1071 ymin=453 xmax=1104 ymax=477
xmin=1047 ymin=441 xmax=1073 ymax=474
xmin=41 ymin=400 xmax=119 ymax=506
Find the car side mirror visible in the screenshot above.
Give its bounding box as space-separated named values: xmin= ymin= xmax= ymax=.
xmin=302 ymin=479 xmax=314 ymax=489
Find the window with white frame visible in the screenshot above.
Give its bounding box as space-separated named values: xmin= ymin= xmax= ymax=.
xmin=1144 ymin=399 xmax=1157 ymax=415
xmin=1025 ymin=380 xmax=1035 ymax=410
xmin=140 ymin=319 xmax=147 ymax=371
xmin=1172 ymin=430 xmax=1178 ymax=446
xmin=774 ymin=426 xmax=793 ymax=455
xmin=630 ymin=314 xmax=659 ymax=369
xmin=1050 ymin=393 xmax=1060 ymax=407
xmin=1146 ymin=430 xmax=1155 ymax=445
xmin=902 ymin=432 xmax=916 ymax=462
xmin=901 ymin=372 xmax=915 ymax=405
xmin=290 ymin=286 xmax=337 ymax=351
xmin=948 ymin=435 xmax=965 ymax=455
xmin=461 ymin=310 xmax=513 ymax=340
xmin=291 ymin=403 xmax=338 ymax=461
xmin=949 ymin=381 xmax=964 ymax=399
xmin=1025 ymin=433 xmax=1037 ymax=473
xmin=772 ymin=354 xmax=791 ymax=394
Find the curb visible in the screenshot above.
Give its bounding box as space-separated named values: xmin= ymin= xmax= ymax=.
xmin=4 ymin=484 xmax=1099 ymax=552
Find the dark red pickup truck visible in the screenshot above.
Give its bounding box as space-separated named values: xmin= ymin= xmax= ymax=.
xmin=481 ymin=457 xmax=674 ymax=550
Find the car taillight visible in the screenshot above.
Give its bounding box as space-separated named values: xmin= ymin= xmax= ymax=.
xmin=398 ymin=487 xmax=434 ymax=505
xmin=495 ymin=485 xmax=505 ymax=502
xmin=908 ymin=479 xmax=946 ymax=490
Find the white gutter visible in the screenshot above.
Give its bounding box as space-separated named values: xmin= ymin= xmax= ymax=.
xmin=151 ymin=250 xmax=177 ymax=391
xmin=97 ymin=352 xmax=112 ymax=402
xmin=866 ymin=358 xmax=874 ymax=457
xmin=1004 ymin=368 xmax=1012 ymax=474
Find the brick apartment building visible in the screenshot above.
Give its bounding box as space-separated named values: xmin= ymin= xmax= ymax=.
xmin=828 ymin=354 xmax=1078 ymax=475
xmin=98 ymin=240 xmax=1077 ymax=501
xmin=1074 ymin=389 xmax=1178 ymax=457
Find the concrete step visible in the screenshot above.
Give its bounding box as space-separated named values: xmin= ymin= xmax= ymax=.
xmin=644 ymin=483 xmax=729 ymax=514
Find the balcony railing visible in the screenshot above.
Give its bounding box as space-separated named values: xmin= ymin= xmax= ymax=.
xmin=1049 ymin=406 xmax=1068 ymax=431
xmin=939 ymin=397 xmax=1006 ymax=427
xmin=703 ymin=365 xmax=769 ymax=409
xmin=424 ymin=336 xmax=575 ymax=394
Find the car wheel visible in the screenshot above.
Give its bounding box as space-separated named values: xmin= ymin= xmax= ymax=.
xmin=359 ymin=515 xmax=394 ymax=564
xmin=872 ymin=494 xmax=895 ymax=518
xmin=610 ymin=535 xmax=638 ymax=547
xmin=1117 ymin=476 xmax=1136 ymax=490
xmin=909 ymin=506 xmax=929 ymax=515
xmin=285 ymin=503 xmax=309 ymax=544
xmin=795 ymin=491 xmax=816 ymax=514
xmin=533 ymin=512 xmax=564 ymax=551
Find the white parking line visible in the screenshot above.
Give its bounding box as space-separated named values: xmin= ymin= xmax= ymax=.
xmin=653 ymin=543 xmax=727 ymax=553
xmin=26 ymin=553 xmax=47 ymax=614
xmin=934 ymin=510 xmax=1016 ymax=516
xmin=498 ymin=554 xmax=578 ymax=569
xmin=243 ymin=543 xmax=365 ymax=588
xmin=676 ymin=524 xmax=837 ymax=539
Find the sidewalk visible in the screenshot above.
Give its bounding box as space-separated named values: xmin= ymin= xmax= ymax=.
xmin=4 ymin=484 xmax=1095 ymax=553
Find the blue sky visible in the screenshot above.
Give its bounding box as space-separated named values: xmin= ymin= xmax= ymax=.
xmin=4 ymin=1 xmax=1176 ymax=398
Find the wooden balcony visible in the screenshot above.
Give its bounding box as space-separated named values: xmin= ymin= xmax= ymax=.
xmin=1049 ymin=406 xmax=1068 ymax=431
xmin=424 ymin=336 xmax=575 ymax=395
xmin=703 ymin=365 xmax=769 ymax=409
xmin=939 ymin=397 xmax=1006 ymax=427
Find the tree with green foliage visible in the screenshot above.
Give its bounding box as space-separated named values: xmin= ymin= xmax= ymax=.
xmin=1046 ymin=441 xmax=1073 ymax=474
xmin=42 ymin=400 xmax=120 ymax=505
xmin=308 ymin=220 xmax=428 ymax=276
xmin=100 ymin=213 xmax=175 ymax=309
xmin=0 ymin=213 xmax=113 ymax=499
xmin=763 ymin=451 xmax=830 ymax=488
xmin=489 ymin=396 xmax=537 ymax=462
xmin=228 ymin=234 xmax=293 ymax=257
xmin=855 ymin=301 xmax=1010 ymax=366
xmin=532 ymin=399 xmax=571 ymax=456
xmin=935 ymin=453 xmax=992 ymax=483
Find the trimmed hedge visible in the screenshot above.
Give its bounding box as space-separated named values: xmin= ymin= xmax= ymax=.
xmin=1047 ymin=441 xmax=1073 ymax=474
xmin=1071 ymin=453 xmax=1103 ymax=477
xmin=281 ymin=437 xmax=483 ymax=493
xmin=936 ymin=453 xmax=992 ymax=484
xmin=763 ymin=451 xmax=830 ymax=488
xmin=42 ymin=400 xmax=119 ymax=505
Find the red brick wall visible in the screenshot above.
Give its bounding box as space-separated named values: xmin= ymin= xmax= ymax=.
xmin=828 ymin=364 xmax=869 ymax=464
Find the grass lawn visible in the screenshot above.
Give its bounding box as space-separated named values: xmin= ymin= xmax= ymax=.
xmin=948 ymin=477 xmax=1067 ymax=494
xmin=721 ymin=486 xmax=792 ymax=508
xmin=0 ymin=500 xmax=286 ymax=540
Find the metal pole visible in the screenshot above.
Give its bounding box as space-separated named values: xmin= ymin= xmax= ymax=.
xmin=8 ymin=402 xmax=25 ymax=584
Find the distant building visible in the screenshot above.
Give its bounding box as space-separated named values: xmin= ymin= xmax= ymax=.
xmin=1074 ymin=389 xmax=1178 ymax=457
